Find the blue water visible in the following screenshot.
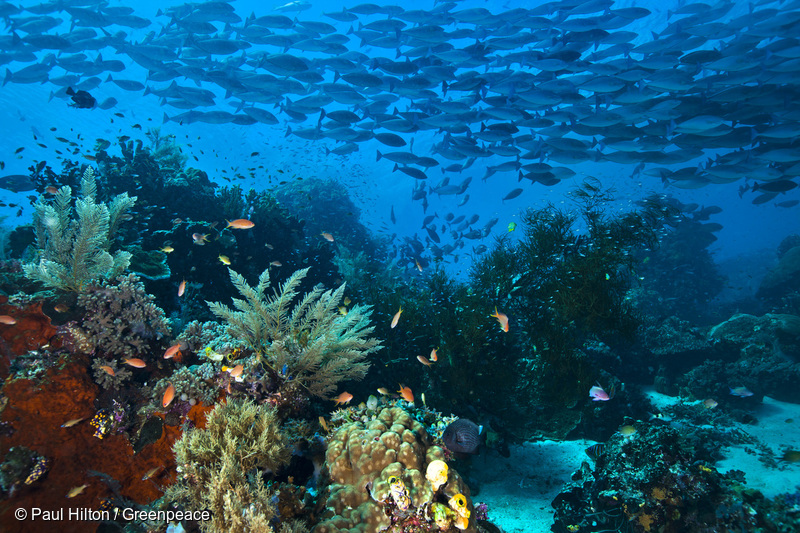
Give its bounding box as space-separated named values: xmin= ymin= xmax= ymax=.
xmin=0 ymin=0 xmax=796 ymax=277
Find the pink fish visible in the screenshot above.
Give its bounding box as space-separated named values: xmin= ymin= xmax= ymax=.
xmin=589 ymin=385 xmax=611 ymax=401
xmin=729 ymin=386 xmax=753 ymax=398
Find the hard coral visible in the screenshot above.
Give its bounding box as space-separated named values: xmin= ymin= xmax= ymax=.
xmin=315 ymin=406 xmax=476 ymax=533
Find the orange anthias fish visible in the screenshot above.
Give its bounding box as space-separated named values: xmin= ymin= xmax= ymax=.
xmin=490 ymin=307 xmax=509 ymax=332
xmin=178 ymin=280 xmax=186 ymax=297
xmin=333 ymin=391 xmax=353 ymax=405
xmin=98 ymin=365 xmax=115 ymax=376
xmin=227 ymin=219 xmax=255 ymax=229
xmin=321 ymin=232 xmax=334 ymax=242
xmin=377 ymin=387 xmax=390 ymax=396
xmin=417 ymin=355 xmax=433 ymax=367
xmin=123 ymin=358 xmax=146 ymax=368
xmin=397 ymin=385 xmax=414 ymax=403
xmin=0 ymin=315 xmax=16 ymax=325
xmin=163 ymin=344 xmax=181 ymax=359
xmin=391 ymin=307 xmax=402 ymax=329
xmin=162 ymin=383 xmax=176 ymax=408
xmin=430 ymin=348 xmax=438 ymax=362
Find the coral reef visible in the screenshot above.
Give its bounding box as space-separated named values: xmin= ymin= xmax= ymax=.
xmin=0 ymin=358 xmax=179 ymax=532
xmin=315 ymin=406 xmax=476 ymax=533
xmin=23 ymin=167 xmax=136 ymax=292
xmin=208 ymin=267 xmax=381 ymax=399
xmin=167 ymin=398 xmax=292 ymax=533
xmin=74 ymin=273 xmax=171 ymax=361
xmin=551 ymin=422 xmax=762 ymax=532
xmin=757 ymin=245 xmax=800 ymax=301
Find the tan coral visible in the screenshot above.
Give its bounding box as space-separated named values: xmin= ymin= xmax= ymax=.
xmin=314 ymin=406 xmax=476 ymax=533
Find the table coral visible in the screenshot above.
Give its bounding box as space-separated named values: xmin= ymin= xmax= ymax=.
xmin=315 ymin=406 xmax=476 ymax=533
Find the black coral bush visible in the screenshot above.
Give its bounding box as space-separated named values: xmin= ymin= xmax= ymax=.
xmin=208 ymin=267 xmax=381 ymax=398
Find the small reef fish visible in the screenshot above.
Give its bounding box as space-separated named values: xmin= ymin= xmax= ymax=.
xmin=333 ymin=391 xmax=353 ymax=405
xmin=123 ymin=358 xmax=146 ymax=368
xmin=490 ymin=307 xmax=509 ymax=332
xmin=178 ymin=280 xmax=186 ymax=297
xmin=589 ymin=384 xmax=612 ymax=401
xmin=729 ymin=386 xmax=754 ymax=398
xmin=391 ymin=307 xmax=402 ymax=329
xmin=585 ymin=443 xmax=605 ymax=461
xmin=226 ymin=219 xmax=254 ymax=229
xmin=377 ymin=387 xmax=390 ymax=396
xmin=270 ymin=261 xmax=282 ymax=267
xmin=222 ymin=364 xmax=244 ymax=378
xmin=318 ymin=416 xmax=329 ymax=433
xmin=508 ymin=222 xmax=517 ymax=232
xmin=53 ymin=304 xmax=69 ymax=313
xmin=163 ymin=344 xmax=181 ymax=359
xmin=397 ymin=384 xmax=414 ymax=403
xmin=142 ymin=466 xmax=162 ymax=481
xmin=417 ymin=355 xmax=432 ymax=367
xmin=160 ymin=246 xmax=174 ymax=253
xmin=218 ymin=255 xmax=231 ymax=265
xmin=338 ymin=306 xmax=347 ymax=315
xmin=618 ymin=425 xmax=637 ymax=436
xmin=162 ymin=383 xmax=175 ymax=408
xmin=415 ymin=258 xmax=423 ymax=272
xmin=192 ymin=233 xmax=209 ymax=245
xmin=61 ymin=417 xmax=86 ymax=428
xmin=0 ymin=315 xmax=16 ymax=325
xmin=703 ymin=399 xmax=718 ymax=409
xmin=321 ymin=232 xmax=334 ymax=242
xmin=781 ymin=450 xmax=800 ymax=462
xmin=45 ymin=185 xmax=59 ymax=194
xmin=430 ymin=348 xmax=438 ymax=362
xmin=98 ymin=365 xmax=115 ymax=376
xmin=66 ymin=484 xmax=89 ymax=498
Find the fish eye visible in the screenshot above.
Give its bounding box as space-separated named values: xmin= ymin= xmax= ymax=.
xmin=388 ymin=476 xmax=398 ymax=484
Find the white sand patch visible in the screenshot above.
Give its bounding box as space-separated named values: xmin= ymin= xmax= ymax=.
xmin=471 ymin=440 xmax=594 ymax=532
xmin=716 ymin=396 xmax=800 ymax=498
xmin=472 ymin=392 xmax=800 ymax=531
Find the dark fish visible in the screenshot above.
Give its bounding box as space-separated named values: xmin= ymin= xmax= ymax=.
xmin=442 ymin=418 xmax=483 ymax=454
xmin=66 ymin=87 xmax=96 ymax=109
xmin=585 ymin=443 xmax=605 ymax=461
xmin=503 ymin=188 xmax=524 ymax=202
xmin=0 ymin=174 xmax=36 ymax=192
xmin=753 ymin=180 xmax=798 ymax=193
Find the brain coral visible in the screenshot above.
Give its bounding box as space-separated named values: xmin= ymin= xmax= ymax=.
xmin=315 ymin=406 xmax=476 ymax=533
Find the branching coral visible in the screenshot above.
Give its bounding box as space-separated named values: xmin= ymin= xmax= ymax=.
xmin=75 ymin=273 xmax=171 ymax=360
xmin=167 ymin=398 xmax=291 ymax=533
xmin=208 ymin=267 xmax=381 ymax=398
xmin=23 ymin=167 xmax=136 ymax=292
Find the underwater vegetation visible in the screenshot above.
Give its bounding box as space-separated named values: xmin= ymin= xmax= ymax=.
xmin=208 ymin=266 xmax=382 ymax=402
xmin=166 ymin=398 xmax=294 ymax=533
xmin=23 ymin=167 xmax=136 ymax=293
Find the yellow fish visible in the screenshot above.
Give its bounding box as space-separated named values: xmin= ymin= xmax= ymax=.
xmin=218 ymin=255 xmax=231 ymax=265
xmin=508 ymin=222 xmax=517 ymax=232
xmin=66 ymin=484 xmax=89 ymax=498
xmin=160 ymin=246 xmax=174 ymax=253
xmin=61 ymin=417 xmax=86 ymax=428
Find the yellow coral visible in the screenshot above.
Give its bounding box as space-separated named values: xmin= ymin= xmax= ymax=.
xmin=426 ymin=459 xmax=448 ymax=491
xmin=638 ymin=513 xmax=654 ymax=532
xmin=651 ymin=486 xmax=667 ymax=500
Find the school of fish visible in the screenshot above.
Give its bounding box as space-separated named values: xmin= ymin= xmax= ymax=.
xmin=1 ymin=0 xmax=799 ymax=269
